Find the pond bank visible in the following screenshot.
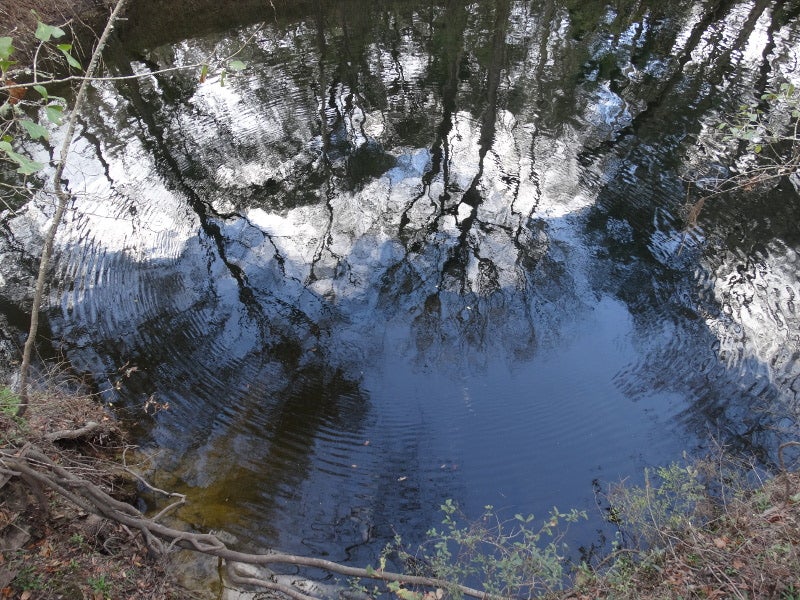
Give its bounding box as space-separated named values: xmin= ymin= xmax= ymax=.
xmin=0 ymin=387 xmax=194 ymax=598
xmin=0 ymin=0 xmax=112 ymax=59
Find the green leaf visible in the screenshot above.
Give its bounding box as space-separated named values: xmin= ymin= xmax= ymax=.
xmin=395 ymin=587 xmax=423 ymax=600
xmin=0 ymin=141 xmax=45 ymax=175
xmin=754 ymin=144 xmax=762 ymax=154
xmin=228 ymin=60 xmax=246 ymax=72
xmin=64 ymin=53 xmax=82 ymax=70
xmin=45 ymin=104 xmax=64 ymax=124
xmin=14 ymin=154 xmax=45 ymax=175
xmin=0 ymin=59 xmax=17 ymax=73
xmin=33 ymin=84 xmax=49 ymax=99
xmin=57 ymin=45 xmax=82 ymax=70
xmin=0 ymin=37 xmax=13 ymax=60
xmin=35 ymin=22 xmax=65 ymax=43
xmin=19 ymin=119 xmax=49 ymax=141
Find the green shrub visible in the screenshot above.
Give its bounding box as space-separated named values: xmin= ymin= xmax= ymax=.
xmin=607 ymin=461 xmax=706 ymax=551
xmin=0 ymin=386 xmax=20 ymax=415
xmin=390 ymin=499 xmax=586 ymax=599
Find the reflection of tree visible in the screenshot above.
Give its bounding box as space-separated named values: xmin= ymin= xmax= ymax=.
xmin=78 ymin=0 xmax=800 ymax=392
xmin=50 ymin=233 xmax=368 ymax=544
xmin=440 ymin=0 xmax=509 ymax=288
xmin=578 ymin=0 xmax=800 ymax=462
xmin=26 ymin=0 xmax=800 ymax=558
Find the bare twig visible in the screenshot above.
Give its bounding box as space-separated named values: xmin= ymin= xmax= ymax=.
xmin=0 ymin=20 xmax=263 ymax=94
xmin=16 ymin=0 xmax=129 ymax=418
xmin=44 ymin=420 xmax=101 ymax=441
xmin=778 ymin=441 xmax=800 ymax=503
xmin=0 ymin=443 xmax=502 ymax=600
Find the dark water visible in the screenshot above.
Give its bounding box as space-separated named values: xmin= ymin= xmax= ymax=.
xmin=10 ymin=0 xmax=800 ymax=565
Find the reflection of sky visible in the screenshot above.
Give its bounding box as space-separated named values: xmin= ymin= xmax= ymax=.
xmin=47 ymin=77 xmax=688 ymax=553
xmin=18 ymin=0 xmax=800 ymax=556
xmin=386 ymin=149 xmax=429 ymax=184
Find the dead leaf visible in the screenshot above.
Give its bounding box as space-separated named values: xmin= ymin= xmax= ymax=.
xmin=766 ymin=512 xmax=783 ymax=523
xmin=713 ymin=536 xmax=728 ymax=549
xmin=700 ymin=585 xmax=726 ymax=599
xmin=3 ymin=80 xmax=26 ymax=104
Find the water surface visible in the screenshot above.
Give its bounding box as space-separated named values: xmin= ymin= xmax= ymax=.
xmin=11 ymin=0 xmax=800 ymax=564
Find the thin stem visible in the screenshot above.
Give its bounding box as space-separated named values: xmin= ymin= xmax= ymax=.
xmin=16 ymin=0 xmax=130 ymax=417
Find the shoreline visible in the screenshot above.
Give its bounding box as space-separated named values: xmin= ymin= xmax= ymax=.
xmin=0 ymin=0 xmax=111 ymax=46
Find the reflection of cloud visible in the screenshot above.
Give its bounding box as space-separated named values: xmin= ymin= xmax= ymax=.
xmin=9 ymin=0 xmax=797 ymax=559
xmin=709 ymin=239 xmax=800 ymax=395
xmin=586 ymin=83 xmax=632 ymax=140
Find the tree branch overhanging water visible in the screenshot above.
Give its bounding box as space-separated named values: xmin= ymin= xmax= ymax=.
xmin=16 ymin=0 xmax=130 ymax=417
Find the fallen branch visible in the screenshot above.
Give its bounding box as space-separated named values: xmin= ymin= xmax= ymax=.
xmin=44 ymin=420 xmax=101 ymax=442
xmin=0 ymin=443 xmax=501 ymax=600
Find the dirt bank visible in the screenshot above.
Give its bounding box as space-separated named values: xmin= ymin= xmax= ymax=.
xmin=0 ymin=0 xmax=112 ymax=59
xmin=0 ymin=388 xmax=196 ymax=599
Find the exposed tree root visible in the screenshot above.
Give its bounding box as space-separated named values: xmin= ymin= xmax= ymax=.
xmin=0 ymin=443 xmax=498 ymax=600
xmin=44 ymin=420 xmax=102 ymax=442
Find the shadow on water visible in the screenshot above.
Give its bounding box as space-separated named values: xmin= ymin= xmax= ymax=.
xmin=3 ymin=0 xmax=800 ymax=561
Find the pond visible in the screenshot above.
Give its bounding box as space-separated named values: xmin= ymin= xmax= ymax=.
xmin=4 ymin=0 xmax=800 ymax=570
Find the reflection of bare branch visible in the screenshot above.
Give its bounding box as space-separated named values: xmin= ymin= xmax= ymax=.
xmin=683 ymin=156 xmax=800 ymax=231
xmin=17 ymin=0 xmax=130 ymax=418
